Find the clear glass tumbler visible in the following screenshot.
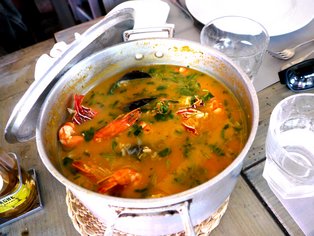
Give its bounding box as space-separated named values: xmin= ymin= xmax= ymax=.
xmin=200 ymin=15 xmax=269 ymax=81
xmin=263 ymin=93 xmax=314 ymax=199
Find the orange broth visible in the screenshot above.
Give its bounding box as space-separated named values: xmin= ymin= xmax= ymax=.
xmin=59 ymin=65 xmax=248 ymax=198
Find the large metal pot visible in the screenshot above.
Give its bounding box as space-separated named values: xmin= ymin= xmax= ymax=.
xmin=34 ymin=37 xmax=259 ymax=235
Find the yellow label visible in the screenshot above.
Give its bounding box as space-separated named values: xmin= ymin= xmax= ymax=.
xmin=0 ymin=183 xmax=31 ymax=213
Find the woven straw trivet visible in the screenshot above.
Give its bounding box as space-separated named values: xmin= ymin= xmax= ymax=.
xmin=66 ymin=189 xmax=229 ymax=236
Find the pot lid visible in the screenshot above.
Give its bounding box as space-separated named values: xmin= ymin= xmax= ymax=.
xmin=5 ymin=8 xmax=135 ymax=143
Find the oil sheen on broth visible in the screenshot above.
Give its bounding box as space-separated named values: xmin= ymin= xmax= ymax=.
xmin=58 ymin=65 xmax=248 ymax=198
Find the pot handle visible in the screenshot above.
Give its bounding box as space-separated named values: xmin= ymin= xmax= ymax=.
xmin=104 ymin=200 xmax=196 ymax=236
xmin=122 ymin=24 xmax=175 ymax=41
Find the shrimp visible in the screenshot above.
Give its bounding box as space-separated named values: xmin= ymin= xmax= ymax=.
xmin=58 ymin=122 xmax=84 ymax=149
xmin=176 ymin=97 xmax=224 ymax=134
xmin=72 ymin=94 xmax=97 ymax=125
xmin=98 ymin=168 xmax=142 ymax=194
xmin=72 ymin=160 xmax=111 ymax=184
xmin=71 ymin=160 xmax=141 ymax=194
xmin=94 ymin=108 xmax=141 ymax=142
xmin=176 ymin=108 xmax=206 ymax=119
xmin=176 ymin=108 xmax=207 ymax=134
xmin=208 ymin=98 xmax=223 ymax=114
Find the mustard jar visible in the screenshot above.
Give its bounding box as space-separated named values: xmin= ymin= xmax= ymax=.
xmin=0 ymin=148 xmax=37 ymax=218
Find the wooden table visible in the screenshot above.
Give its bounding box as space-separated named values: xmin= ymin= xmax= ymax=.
xmin=1 ymin=1 xmax=313 ymax=235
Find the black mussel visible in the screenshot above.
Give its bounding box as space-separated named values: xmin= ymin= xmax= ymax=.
xmin=124 ymin=145 xmax=150 ymax=161
xmin=108 ymin=71 xmax=152 ymax=95
xmin=119 ymin=71 xmax=152 ymax=82
xmin=126 ymin=145 xmax=143 ymax=156
xmin=123 ymin=97 xmax=157 ymax=112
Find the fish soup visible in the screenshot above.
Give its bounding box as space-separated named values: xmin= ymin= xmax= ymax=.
xmin=58 ymin=65 xmax=248 ymax=198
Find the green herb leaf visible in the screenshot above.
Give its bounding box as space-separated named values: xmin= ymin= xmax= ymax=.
xmin=221 ymin=124 xmax=230 ymax=140
xmin=186 ymin=73 xmax=199 ymax=80
xmin=173 ymin=165 xmax=208 ymax=188
xmin=82 ymin=127 xmax=95 ymax=141
xmin=202 ymin=91 xmax=214 ymax=102
xmin=110 ymin=100 xmax=119 ymax=109
xmin=233 ymin=121 xmax=243 ymax=132
xmin=131 ymin=124 xmax=143 ymax=136
xmin=182 ymin=138 xmax=193 ymax=158
xmin=208 ymin=144 xmax=225 ymax=156
xmin=108 ymin=82 xmax=120 ymax=95
xmin=135 ymin=187 xmax=149 ymax=193
xmin=62 ymin=157 xmax=77 ymax=174
xmin=156 ymin=100 xmax=169 ymax=114
xmin=156 ymin=85 xmax=167 ymax=91
xmin=154 ymin=112 xmax=174 ymax=121
xmin=112 ymin=140 xmax=118 ymax=151
xmin=63 ymin=157 xmax=73 ymax=166
xmin=178 ymin=79 xmax=200 ymax=96
xmin=134 ymin=185 xmax=151 ymax=198
xmin=158 ymin=148 xmax=172 ymax=157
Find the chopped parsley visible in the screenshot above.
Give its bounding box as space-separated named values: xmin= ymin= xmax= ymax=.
xmin=131 ymin=124 xmax=143 ymax=136
xmin=82 ymin=127 xmax=95 ymax=141
xmin=208 ymin=144 xmax=225 ymax=156
xmin=158 ymin=148 xmax=172 ymax=157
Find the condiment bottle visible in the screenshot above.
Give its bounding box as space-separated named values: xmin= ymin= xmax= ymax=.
xmin=0 ymin=148 xmax=37 ymax=218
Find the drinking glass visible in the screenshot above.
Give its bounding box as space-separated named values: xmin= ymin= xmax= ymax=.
xmin=200 ymin=15 xmax=269 ymax=81
xmin=263 ymin=94 xmax=314 ymax=199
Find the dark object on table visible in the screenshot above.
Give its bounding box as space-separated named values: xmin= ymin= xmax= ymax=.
xmin=278 ymin=58 xmax=314 ymax=91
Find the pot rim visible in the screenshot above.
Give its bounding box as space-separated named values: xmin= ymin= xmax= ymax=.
xmin=36 ymin=38 xmax=259 ymax=208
